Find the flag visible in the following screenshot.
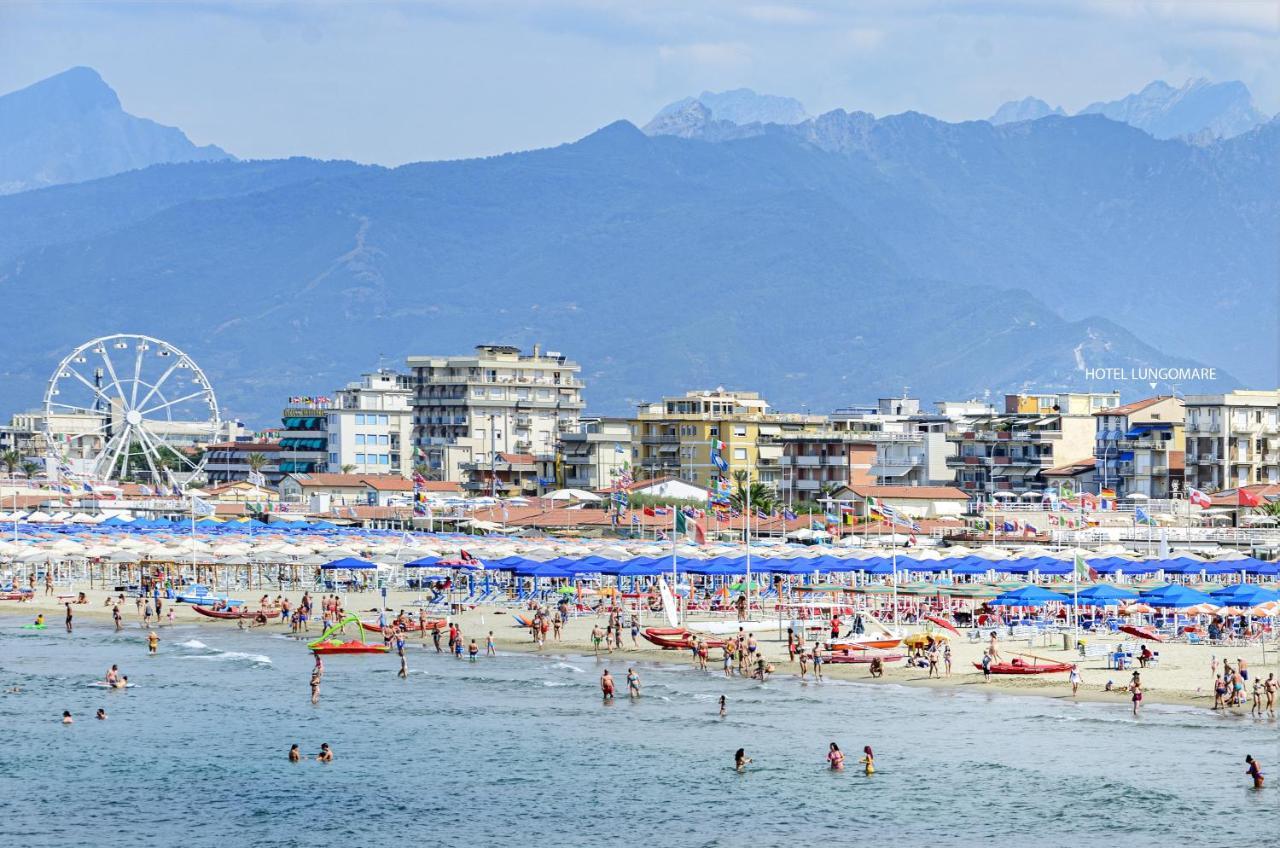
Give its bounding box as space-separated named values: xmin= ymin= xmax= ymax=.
xmin=1135 ymin=507 xmax=1156 ymax=526
xmin=460 ymin=549 xmax=479 ymax=565
xmin=191 ymin=496 xmax=215 ymax=517
xmin=1237 ymin=488 xmax=1262 ymax=508
xmin=1073 ymin=552 xmax=1098 ymax=581
xmin=138 ymin=484 xmax=153 ymax=497
xmin=1023 ymin=522 xmax=1038 ymax=536
xmin=711 ymin=452 xmax=728 ymax=472
xmin=643 ymin=506 xmax=656 ymax=517
xmin=1188 ymin=487 xmax=1212 ymax=509
xmin=783 ymin=509 xmax=797 ymax=521
xmin=711 ymin=439 xmax=726 ymax=453
xmin=1100 ymin=487 xmax=1116 ymax=500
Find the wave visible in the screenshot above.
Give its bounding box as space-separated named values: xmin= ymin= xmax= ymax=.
xmin=177 ymin=639 xmax=208 ymax=649
xmin=551 ymin=662 xmax=584 ymax=673
xmin=178 ymin=651 xmax=271 ymax=665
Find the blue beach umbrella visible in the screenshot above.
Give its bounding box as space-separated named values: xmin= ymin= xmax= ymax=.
xmin=989 ymin=586 xmax=1072 ymax=607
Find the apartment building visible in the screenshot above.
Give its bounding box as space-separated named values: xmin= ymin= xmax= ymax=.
xmin=325 ymin=371 xmax=414 ymax=476
xmin=203 ymin=441 xmax=282 ymax=485
xmin=1093 ymin=396 xmax=1185 ymax=498
xmin=535 ymin=417 xmax=631 ymax=492
xmin=1184 ymin=390 xmax=1280 ymax=491
xmin=1005 ymin=391 xmax=1121 ymax=415
xmin=947 ymin=393 xmax=1102 ymax=495
xmin=632 ymin=389 xmax=823 ymax=490
xmin=407 ymin=345 xmax=585 ymax=483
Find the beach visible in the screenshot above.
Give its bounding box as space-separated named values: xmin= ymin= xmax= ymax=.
xmin=6 ymin=586 xmax=1276 ymax=712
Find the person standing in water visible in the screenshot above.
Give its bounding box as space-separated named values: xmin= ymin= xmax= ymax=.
xmin=1245 ymin=755 xmax=1264 ymax=789
xmin=310 ymin=667 xmax=322 ymax=705
xmin=718 ymin=695 xmax=726 ymax=717
xmin=859 ymin=746 xmax=875 ymax=775
xmin=1131 ymin=681 xmax=1143 ymax=715
xmin=827 ymin=743 xmax=845 ymax=770
xmin=147 ymin=630 xmax=159 ymax=655
xmin=316 ymin=743 xmax=333 ymax=763
xmin=112 ymin=604 xmax=122 ymax=632
xmin=486 ymin=631 xmax=496 ymax=657
xmin=600 ymin=669 xmax=615 ymax=701
xmin=65 ymin=603 xmax=73 ymax=633
xmin=288 ymin=744 xmax=300 ymax=762
xmin=626 ymin=668 xmax=640 ymax=698
xmin=61 ymin=711 xmax=73 ymax=724
xmin=734 ymin=748 xmax=751 ymax=772
xmin=95 ymin=709 xmax=106 ymax=721
xmin=468 ymin=639 xmax=479 ymax=662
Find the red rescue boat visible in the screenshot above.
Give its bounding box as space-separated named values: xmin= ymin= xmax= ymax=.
xmin=361 ymin=619 xmax=446 ymax=634
xmin=641 ymin=627 xmax=726 ymax=650
xmin=974 ymin=655 xmax=1074 ymax=675
xmin=192 ymin=605 xmax=263 ymax=620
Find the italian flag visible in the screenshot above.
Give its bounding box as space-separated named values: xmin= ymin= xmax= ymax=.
xmin=711 ymin=439 xmax=726 ymax=452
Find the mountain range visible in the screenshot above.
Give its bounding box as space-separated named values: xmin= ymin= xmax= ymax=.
xmin=0 ymin=67 xmax=232 ymax=195
xmin=0 ymin=70 xmax=1274 ymax=426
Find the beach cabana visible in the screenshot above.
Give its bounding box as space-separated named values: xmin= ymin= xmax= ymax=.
xmin=989 ymin=586 xmax=1072 ymax=606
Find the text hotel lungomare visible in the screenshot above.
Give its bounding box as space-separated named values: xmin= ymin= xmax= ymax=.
xmin=1084 ymin=367 xmax=1218 ymax=382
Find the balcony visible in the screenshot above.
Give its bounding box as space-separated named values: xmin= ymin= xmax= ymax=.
xmin=793 ymin=456 xmax=821 ymax=466
xmin=641 ymin=434 xmax=680 ymax=445
xmin=795 ymin=479 xmax=820 ymax=491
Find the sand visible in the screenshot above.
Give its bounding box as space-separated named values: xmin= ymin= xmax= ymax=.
xmin=6 ymin=586 xmax=1278 ymax=715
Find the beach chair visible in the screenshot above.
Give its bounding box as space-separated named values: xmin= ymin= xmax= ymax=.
xmin=1147 ymin=651 xmax=1160 ymax=667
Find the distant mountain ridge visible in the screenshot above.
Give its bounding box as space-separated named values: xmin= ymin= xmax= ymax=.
xmin=0 ymin=112 xmax=1265 ymax=425
xmin=0 ymin=66 xmax=232 ymax=195
xmin=989 ymin=78 xmax=1269 ymax=139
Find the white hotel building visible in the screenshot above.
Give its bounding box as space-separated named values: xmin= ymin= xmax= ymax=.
xmin=324 ymin=372 xmax=415 ymax=477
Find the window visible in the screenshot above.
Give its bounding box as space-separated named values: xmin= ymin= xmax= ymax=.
xmin=379 ymin=414 xmax=389 ymax=425
xmin=709 ymin=426 xmax=719 ymax=438
xmin=355 ymin=434 xmax=366 ymax=446
xmin=733 ymin=425 xmax=746 ymax=437
xmin=329 ymin=453 xmax=338 ymax=465
xmin=355 ymin=453 xmax=366 ymax=464
xmin=378 ymin=434 xmax=389 ymax=445
xmin=733 ymin=448 xmax=747 ymax=460
xmin=355 ymin=414 xmax=365 ymax=425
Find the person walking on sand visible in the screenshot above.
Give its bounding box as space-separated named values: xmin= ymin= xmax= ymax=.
xmin=1069 ymin=665 xmax=1081 ymax=697
xmin=812 ymin=645 xmax=824 ymax=681
xmin=859 ymin=746 xmax=875 ymax=775
xmin=981 ymin=649 xmax=992 ymax=682
xmin=600 ymin=669 xmax=615 ymax=701
xmin=1264 ymin=673 xmax=1277 ymax=717
xmin=943 ymin=643 xmax=952 ymax=677
xmin=927 ymin=645 xmax=940 ymax=678
xmin=988 ymin=631 xmax=1001 ymax=661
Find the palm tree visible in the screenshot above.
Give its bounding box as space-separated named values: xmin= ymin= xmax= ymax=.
xmin=341 ymin=464 xmax=356 ymax=475
xmin=246 ymin=452 xmax=268 ymax=474
xmin=0 ymin=450 xmax=20 ymax=477
xmin=19 ymin=461 xmax=41 ymax=479
xmin=730 ymin=479 xmax=778 ymax=515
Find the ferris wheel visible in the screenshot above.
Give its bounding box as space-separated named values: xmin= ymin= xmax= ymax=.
xmin=42 ymin=334 xmax=220 ymax=484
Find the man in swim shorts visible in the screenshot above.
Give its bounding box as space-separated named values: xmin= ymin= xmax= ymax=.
xmin=601 ymin=669 xmax=615 ymax=700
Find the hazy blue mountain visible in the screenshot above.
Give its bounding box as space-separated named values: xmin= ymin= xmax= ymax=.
xmin=1078 ymin=79 xmax=1268 ymax=139
xmin=989 ymin=96 xmax=1066 ymax=125
xmin=0 ymin=67 xmax=232 ymax=195
xmin=0 ymin=112 xmax=1263 ymax=425
xmin=646 ymin=88 xmax=807 ymax=134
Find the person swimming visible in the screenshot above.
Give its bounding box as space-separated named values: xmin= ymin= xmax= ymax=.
xmin=1245 ymin=754 xmax=1264 ymax=789
xmin=95 ymin=709 xmax=106 ymax=721
xmin=289 ymin=744 xmax=300 ymax=762
xmin=860 ymin=746 xmax=875 ymax=775
xmin=112 ymin=675 xmax=128 ymax=690
xmin=734 ymin=748 xmax=751 ymax=772
xmin=316 ymin=743 xmax=333 ymax=763
xmin=61 ymin=710 xmax=73 ymax=724
xmin=828 ymin=742 xmax=845 ymax=770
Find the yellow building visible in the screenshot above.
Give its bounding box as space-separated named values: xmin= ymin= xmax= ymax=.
xmin=1005 ymin=391 xmax=1120 ymax=415
xmin=631 ymin=389 xmax=823 ymax=488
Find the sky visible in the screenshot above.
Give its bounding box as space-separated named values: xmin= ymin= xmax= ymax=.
xmin=1 ymin=0 xmax=1277 ymax=164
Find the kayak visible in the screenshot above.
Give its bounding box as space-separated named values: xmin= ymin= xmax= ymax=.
xmin=21 ymin=623 xmax=46 ymax=630
xmin=309 ymin=640 xmax=390 ymax=655
xmin=640 ymin=627 xmax=726 ymax=650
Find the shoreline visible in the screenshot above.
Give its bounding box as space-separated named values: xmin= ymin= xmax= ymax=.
xmin=4 ymin=588 xmax=1277 ymax=718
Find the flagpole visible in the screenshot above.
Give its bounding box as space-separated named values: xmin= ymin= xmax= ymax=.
xmin=745 ymin=471 xmax=752 ymax=620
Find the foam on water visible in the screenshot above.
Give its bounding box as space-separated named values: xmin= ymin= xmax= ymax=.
xmin=178 ymin=639 xmax=208 ymax=649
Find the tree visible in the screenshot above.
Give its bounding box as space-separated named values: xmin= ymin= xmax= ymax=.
xmin=729 ymin=479 xmax=778 ymax=515
xmin=246 ymin=453 xmax=268 ymax=473
xmin=0 ymin=450 xmax=20 ymax=476
xmin=19 ymin=461 xmax=41 ymax=479
xmin=341 ymin=464 xmax=356 ymax=474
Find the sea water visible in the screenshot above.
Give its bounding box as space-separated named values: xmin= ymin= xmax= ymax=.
xmin=0 ymin=622 xmax=1273 ymax=847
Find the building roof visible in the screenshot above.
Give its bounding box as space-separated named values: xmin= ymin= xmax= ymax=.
xmin=496 ymin=452 xmax=535 ymax=465
xmin=597 ymin=476 xmax=711 ymax=496
xmin=1092 ymin=396 xmax=1175 ymax=417
xmin=1042 ymin=457 xmax=1097 ymax=477
xmin=417 ymin=480 xmax=463 ymax=493
xmin=1208 ymin=484 xmax=1280 ymax=508
xmin=846 ymin=485 xmax=970 ymax=500
xmin=204 ymin=481 xmax=278 ymax=497
xmin=284 ymin=473 xmax=412 ymax=491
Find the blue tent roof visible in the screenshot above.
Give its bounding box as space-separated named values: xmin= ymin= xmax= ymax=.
xmin=321 ymin=556 xmax=378 ymax=570
xmin=1209 ymin=584 xmax=1280 ymax=605
xmin=1068 ymin=584 xmax=1141 ymax=605
xmin=1140 ymin=584 xmax=1216 ymax=608
xmin=989 ymin=585 xmax=1072 ymax=606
